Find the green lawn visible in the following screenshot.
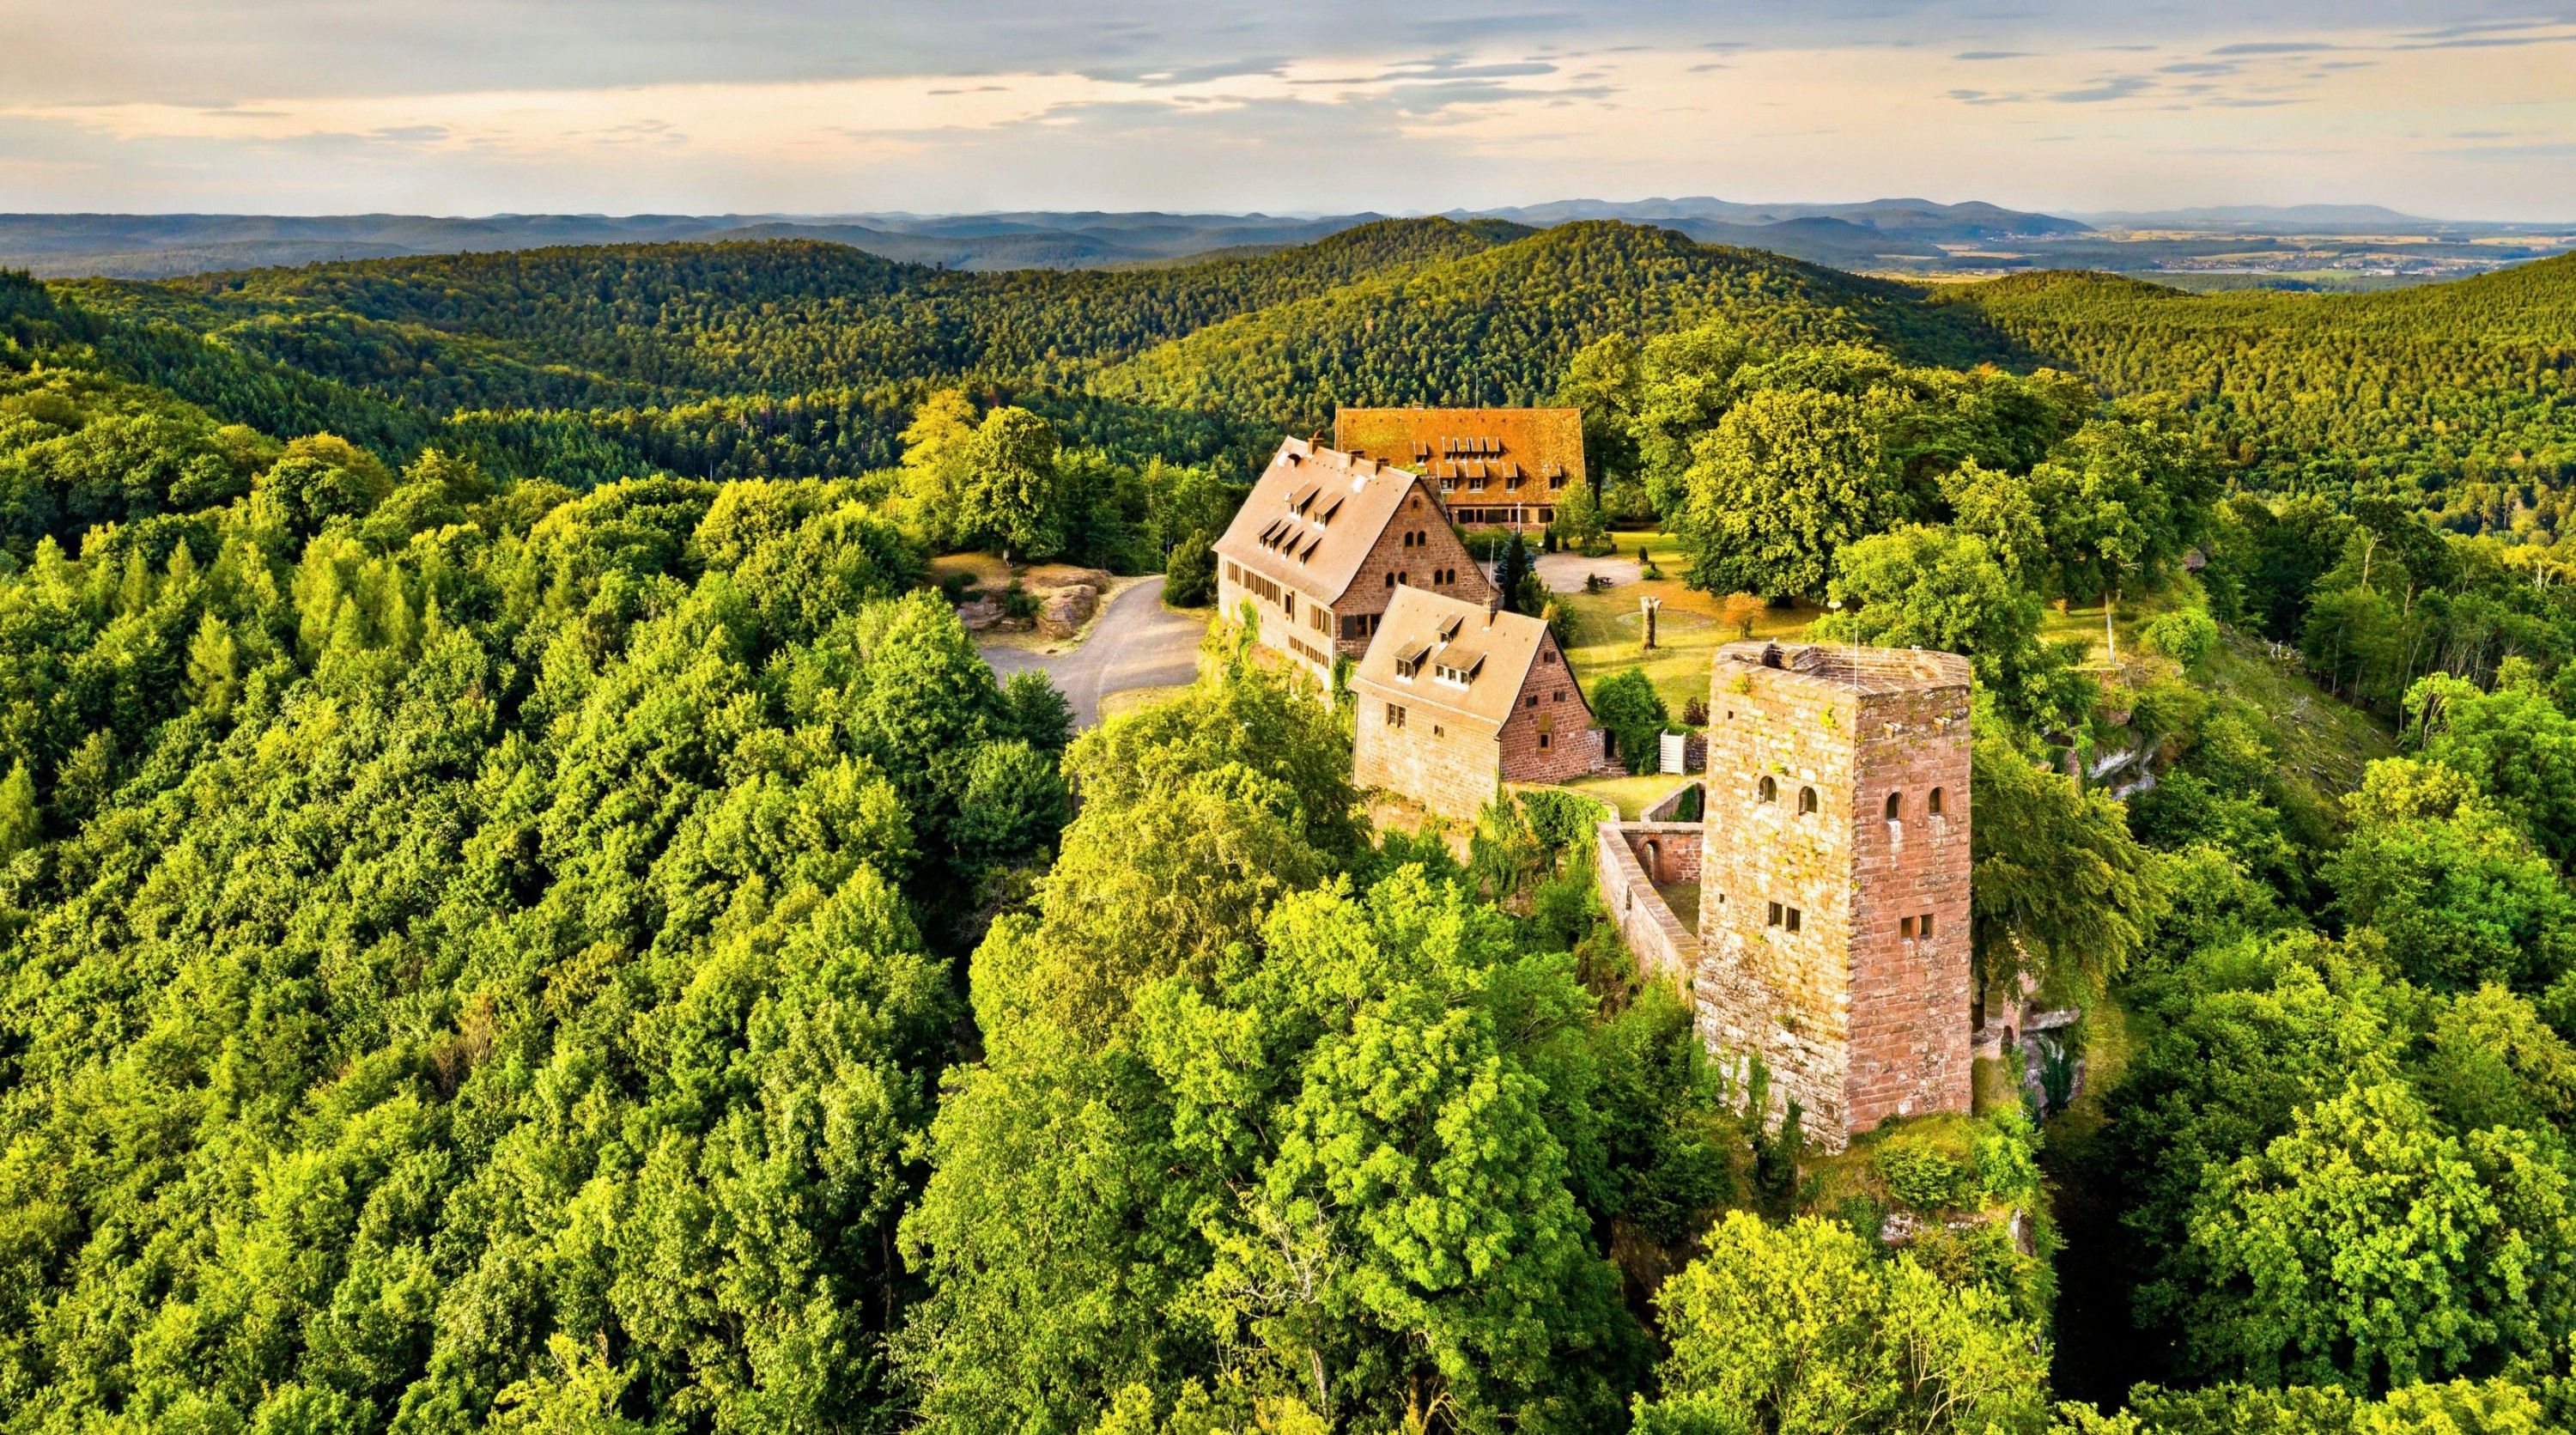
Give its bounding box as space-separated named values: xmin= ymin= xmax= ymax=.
xmin=1546 ymin=771 xmax=1701 ymax=820
xmin=1554 ymin=531 xmax=1816 ymax=718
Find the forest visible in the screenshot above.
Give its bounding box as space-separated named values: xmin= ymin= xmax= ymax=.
xmin=3 ymin=221 xmax=2576 ymax=1433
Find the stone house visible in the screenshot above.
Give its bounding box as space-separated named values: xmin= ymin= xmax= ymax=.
xmin=1688 ymin=640 xmax=1975 ymax=1149
xmin=1211 ymin=438 xmax=1492 ymax=685
xmin=1350 ymin=587 xmax=1600 ymax=820
xmin=1333 ymin=407 xmax=1585 ymax=529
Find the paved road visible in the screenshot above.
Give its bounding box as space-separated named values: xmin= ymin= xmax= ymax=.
xmin=980 ymin=576 xmax=1204 ymax=728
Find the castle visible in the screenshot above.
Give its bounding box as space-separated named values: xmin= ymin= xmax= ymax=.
xmin=1601 ymin=640 xmax=1975 ymax=1151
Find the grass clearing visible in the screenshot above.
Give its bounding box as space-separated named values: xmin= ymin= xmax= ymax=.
xmin=2207 ymin=631 xmax=2395 ymax=820
xmin=1554 ymin=531 xmax=1816 ymax=716
xmin=1548 ymin=772 xmax=1698 ymax=820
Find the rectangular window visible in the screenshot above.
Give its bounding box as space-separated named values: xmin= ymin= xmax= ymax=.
xmin=1900 ymin=915 xmax=1916 ymax=939
xmin=1786 ymin=908 xmax=1803 ymax=933
xmin=1766 ymin=902 xmax=1783 ymax=927
xmin=1538 ymin=732 xmax=1551 ymax=750
xmin=1385 ymin=703 xmax=1406 ymax=730
xmin=1919 ymin=912 xmax=1935 ymax=938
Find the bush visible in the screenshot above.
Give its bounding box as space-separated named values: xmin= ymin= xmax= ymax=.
xmin=1874 ymin=1136 xmax=1976 ymax=1212
xmin=936 ymin=570 xmax=974 ymax=603
xmin=1682 ymin=696 xmax=1710 ymax=727
xmin=1001 ymin=579 xmax=1040 ymax=622
xmin=1163 ymin=528 xmax=1216 ymax=607
xmin=2142 ymin=607 xmax=2221 ymax=670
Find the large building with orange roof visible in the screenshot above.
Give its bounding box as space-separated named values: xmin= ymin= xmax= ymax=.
xmin=1332 ymin=406 xmax=1587 ymax=529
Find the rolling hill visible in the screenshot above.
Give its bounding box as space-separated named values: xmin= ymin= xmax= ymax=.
xmin=1949 ymin=253 xmax=2576 ymax=497
xmin=11 ymin=217 xmax=2574 ymax=508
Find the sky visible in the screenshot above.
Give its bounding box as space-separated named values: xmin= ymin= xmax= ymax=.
xmin=3 ymin=1 xmax=2573 ymax=220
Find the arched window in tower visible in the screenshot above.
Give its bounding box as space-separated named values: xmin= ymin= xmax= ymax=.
xmin=1884 ymin=791 xmax=1902 ymax=821
xmin=1798 ymin=786 xmax=1819 ymax=816
xmin=1928 ymin=786 xmax=1946 ymax=818
xmin=1756 ymin=775 xmax=1777 ymax=804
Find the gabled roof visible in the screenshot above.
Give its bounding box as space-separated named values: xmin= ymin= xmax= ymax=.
xmin=1352 ymin=587 xmax=1579 ymax=733
xmin=1212 ymin=438 xmax=1443 ymax=605
xmin=1333 ymin=407 xmax=1589 ymax=489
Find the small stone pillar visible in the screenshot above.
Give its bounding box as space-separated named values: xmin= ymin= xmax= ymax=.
xmin=1642 ymin=595 xmax=1661 ymax=652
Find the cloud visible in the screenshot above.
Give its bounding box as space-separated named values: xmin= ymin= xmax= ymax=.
xmin=2 ymin=3 xmax=2573 ymax=221
xmin=2212 ymin=40 xmax=2347 ymax=55
xmin=2048 ymin=74 xmax=2155 ymax=103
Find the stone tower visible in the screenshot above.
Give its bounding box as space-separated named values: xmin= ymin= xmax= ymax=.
xmin=1695 ymin=641 xmax=1974 ymax=1149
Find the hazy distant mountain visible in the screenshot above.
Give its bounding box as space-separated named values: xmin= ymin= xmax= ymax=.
xmin=2076 ymin=204 xmax=2440 ymax=230
xmin=1464 ymin=196 xmax=2089 ymax=239
xmin=4 ymin=200 xmax=2560 ymax=285
xmin=0 ymin=210 xmax=1388 ymax=278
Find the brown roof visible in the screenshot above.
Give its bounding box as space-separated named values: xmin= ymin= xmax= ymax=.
xmin=1334 ymin=407 xmax=1587 ymax=490
xmin=1213 ymin=437 xmax=1446 ymax=605
xmin=1713 ymin=640 xmax=1972 ymax=696
xmin=1352 ymin=587 xmax=1576 ymax=733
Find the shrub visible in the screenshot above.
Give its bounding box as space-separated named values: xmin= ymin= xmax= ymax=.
xmin=2142 ymin=607 xmax=2221 ymax=670
xmin=1682 ymin=696 xmax=1710 ymax=727
xmin=1874 ymin=1137 xmax=1976 ymax=1211
xmin=1001 ymin=579 xmax=1040 ymax=622
xmin=1591 ymin=667 xmax=1669 ymax=774
xmin=1163 ymin=528 xmax=1216 ymax=607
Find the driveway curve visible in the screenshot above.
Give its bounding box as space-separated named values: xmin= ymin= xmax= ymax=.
xmin=979 ymin=575 xmax=1205 ymax=728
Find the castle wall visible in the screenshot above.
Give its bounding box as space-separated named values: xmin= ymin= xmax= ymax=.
xmin=1845 ymin=689 xmax=1975 ymax=1130
xmin=1598 ymin=820 xmax=1702 ymax=984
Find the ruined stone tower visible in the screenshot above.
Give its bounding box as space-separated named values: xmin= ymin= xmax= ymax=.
xmin=1695 ymin=641 xmax=1974 ymax=1149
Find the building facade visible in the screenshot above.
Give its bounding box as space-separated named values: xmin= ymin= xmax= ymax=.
xmin=1333 ymin=407 xmax=1585 ymax=528
xmin=1212 ymin=438 xmax=1493 ymax=685
xmin=1350 ymin=587 xmax=1599 ymax=820
xmin=1692 ymin=641 xmax=1974 ymax=1149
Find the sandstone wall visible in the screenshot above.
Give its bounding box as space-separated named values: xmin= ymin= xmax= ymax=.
xmin=1495 ymin=635 xmax=1596 ymax=785
xmin=1352 ymin=695 xmax=1505 ymax=821
xmin=1598 ymin=821 xmax=1701 ymax=985
xmin=1214 ymin=569 xmax=1335 ymax=684
xmin=1845 ymin=689 xmax=1975 ymax=1129
xmin=1334 ymin=483 xmax=1493 ymax=658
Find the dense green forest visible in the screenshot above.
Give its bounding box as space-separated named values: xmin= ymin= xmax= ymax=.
xmin=1955 ymin=258 xmax=2576 ymax=512
xmin=8 ymin=223 xmax=2576 ymax=1432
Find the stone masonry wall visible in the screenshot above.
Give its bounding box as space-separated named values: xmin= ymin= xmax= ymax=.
xmin=1352 ymin=694 xmax=1505 ymax=821
xmin=1623 ymin=824 xmax=1703 ymax=885
xmin=1693 ymin=660 xmax=1973 ymax=1149
xmin=1333 ymin=483 xmax=1493 ymax=659
xmin=1598 ymin=821 xmax=1702 ymax=984
xmin=1496 ymin=635 xmax=1597 ymax=785
xmin=1214 ymin=569 xmax=1334 ymax=684
xmin=1845 ymin=689 xmax=1975 ymax=1129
